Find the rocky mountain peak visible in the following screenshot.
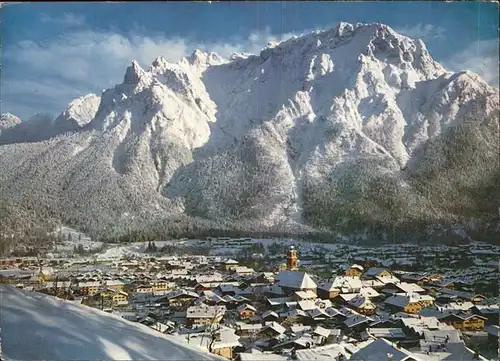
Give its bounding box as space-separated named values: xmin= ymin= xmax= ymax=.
xmin=123 ymin=60 xmax=146 ymax=85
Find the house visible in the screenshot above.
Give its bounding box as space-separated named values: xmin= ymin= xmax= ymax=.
xmin=349 ymin=338 xmax=420 ymax=361
xmin=257 ymin=322 xmax=286 ymax=338
xmin=279 ymin=309 xmax=309 ymax=325
xmin=237 ymin=304 xmax=257 ymax=320
xmin=295 ymin=343 xmax=348 ymax=361
xmin=232 ymin=266 xmax=255 ymax=276
xmin=261 ymin=310 xmax=279 ymax=322
xmin=347 ymin=295 xmax=377 ymax=316
xmin=363 ymin=267 xmax=392 ymax=279
xmin=472 ymin=304 xmax=500 ymax=325
xmin=135 ymin=285 xmax=154 ymax=294
xmin=318 ymin=276 xmax=362 ymax=298
xmin=215 ymin=282 xmax=242 ymax=296
xmin=292 ymin=290 xmax=317 ymax=301
xmin=361 ymin=279 xmax=386 ymax=290
xmin=376 ymin=274 xmax=401 ymax=286
xmin=471 ymin=294 xmax=487 ymax=304
xmin=235 ymin=323 xmax=264 ymax=337
xmin=393 ymin=282 xmax=425 ymax=294
xmin=112 ymin=291 xmax=129 ymax=306
xmin=437 ymin=288 xmax=484 ymax=303
xmin=316 ymin=280 xmax=340 ymax=300
xmin=440 ymin=313 xmax=487 ymax=331
xmin=186 ymin=305 xmax=226 ymax=326
xmin=78 ymin=281 xmax=101 ymax=295
xmin=400 ymin=273 xmax=431 ymax=286
xmin=104 ymin=280 xmax=126 ymax=292
xmin=345 ymin=264 xmax=364 ymax=278
xmin=195 ymin=326 xmax=241 ymax=359
xmin=307 ymin=307 xmax=332 ymax=322
xmin=274 ymin=271 xmax=317 ymax=295
xmin=223 ymin=259 xmax=239 ymax=271
xmin=0 ymin=258 xmax=20 ymax=266
xmin=437 ymin=301 xmax=474 ymax=313
xmin=296 ymin=300 xmax=319 ymax=312
xmin=251 ymin=272 xmax=275 ymax=284
xmin=343 ymin=314 xmax=373 ymax=334
xmin=384 ymin=294 xmax=423 ymax=314
xmin=396 ymin=293 xmax=434 ymax=307
xmin=151 ymin=281 xmax=174 ymax=293
xmin=363 ymin=328 xmax=407 ymax=341
xmin=160 ymin=289 xmax=199 ymax=309
xmin=195 ymin=282 xmax=222 ymax=293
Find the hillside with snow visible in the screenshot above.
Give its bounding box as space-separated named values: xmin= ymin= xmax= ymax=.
xmin=0 ymin=285 xmax=224 ymax=361
xmin=0 ymin=22 xmax=498 ymax=243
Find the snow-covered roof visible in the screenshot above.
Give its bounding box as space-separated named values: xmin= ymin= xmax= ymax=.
xmin=1 ymin=285 xmax=224 ymax=361
xmin=364 ymin=267 xmax=389 ymax=277
xmin=349 ymin=338 xmax=420 ymax=361
xmin=238 ymin=353 xmax=288 ymax=361
xmin=259 ymin=322 xmax=286 ymax=335
xmin=395 ymin=282 xmax=425 ymax=293
xmin=365 ymin=328 xmax=406 ymax=339
xmin=350 ymin=264 xmax=364 ymax=271
xmin=237 ymin=303 xmax=257 ymax=313
xmin=186 ymin=305 xmax=226 ymax=319
xmin=297 ymin=300 xmax=318 ymax=311
xmin=261 ymin=310 xmax=279 ymax=319
xmin=275 ymin=271 xmax=317 ymax=290
xmin=376 ymin=275 xmax=401 ymax=285
xmin=295 ymin=343 xmax=349 ymax=361
xmin=318 ymin=276 xmax=362 ymax=292
xmin=385 ymin=294 xmax=419 ymax=308
xmin=294 ymin=290 xmax=317 ymax=299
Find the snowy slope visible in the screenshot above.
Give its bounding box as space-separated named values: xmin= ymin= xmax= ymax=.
xmin=53 ymin=93 xmax=101 ymax=130
xmin=0 ymin=22 xmax=498 ymax=242
xmin=0 ymin=285 xmax=224 ymax=361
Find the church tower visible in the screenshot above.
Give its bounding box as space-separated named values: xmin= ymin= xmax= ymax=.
xmin=287 ymin=245 xmax=298 ymax=270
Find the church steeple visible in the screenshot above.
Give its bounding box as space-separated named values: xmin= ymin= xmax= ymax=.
xmin=287 ymin=245 xmax=298 ymax=270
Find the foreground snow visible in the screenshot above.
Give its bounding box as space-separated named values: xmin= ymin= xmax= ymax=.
xmin=0 ymin=285 xmax=224 ymax=361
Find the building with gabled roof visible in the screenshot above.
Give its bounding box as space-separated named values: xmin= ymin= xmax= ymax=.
xmin=349 ymin=338 xmax=420 ymax=361
xmin=384 ymin=294 xmax=424 ymax=314
xmin=274 ymin=271 xmax=316 ymax=295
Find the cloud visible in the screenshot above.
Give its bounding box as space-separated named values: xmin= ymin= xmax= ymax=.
xmin=443 ymin=39 xmax=499 ymax=87
xmin=39 ymin=12 xmax=85 ymax=26
xmin=394 ymin=23 xmax=446 ymax=41
xmin=2 ymin=27 xmax=305 ymax=118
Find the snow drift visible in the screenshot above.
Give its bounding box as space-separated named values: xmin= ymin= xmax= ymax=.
xmin=0 ymin=285 xmax=224 ymax=361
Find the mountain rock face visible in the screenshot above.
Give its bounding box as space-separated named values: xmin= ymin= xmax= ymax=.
xmin=53 ymin=93 xmax=101 ymax=130
xmin=0 ymin=113 xmax=21 ymax=133
xmin=0 ymin=22 xmax=498 ymax=243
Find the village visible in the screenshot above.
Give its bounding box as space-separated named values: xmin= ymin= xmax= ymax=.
xmin=1 ymin=236 xmax=499 ymax=361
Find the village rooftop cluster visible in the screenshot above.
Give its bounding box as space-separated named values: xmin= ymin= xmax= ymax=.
xmin=1 ymin=237 xmax=499 ymax=361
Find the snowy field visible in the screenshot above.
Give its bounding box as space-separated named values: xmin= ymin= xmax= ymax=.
xmin=52 ymin=226 xmax=103 ymax=252
xmin=0 ymin=285 xmax=224 ymax=361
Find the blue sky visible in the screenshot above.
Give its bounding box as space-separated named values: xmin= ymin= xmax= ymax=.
xmin=1 ymin=1 xmax=498 ymax=119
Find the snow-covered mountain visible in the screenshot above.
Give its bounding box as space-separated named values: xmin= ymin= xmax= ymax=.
xmin=0 ymin=285 xmax=224 ymax=361
xmin=0 ymin=113 xmax=21 ymax=133
xmin=0 ymin=22 xmax=498 ymax=242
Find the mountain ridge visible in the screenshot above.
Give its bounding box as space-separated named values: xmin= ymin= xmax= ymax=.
xmin=1 ymin=22 xmax=498 ymax=244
